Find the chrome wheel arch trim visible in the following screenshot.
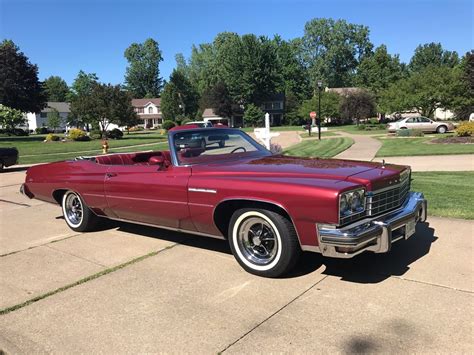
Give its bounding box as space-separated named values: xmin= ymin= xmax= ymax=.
xmin=212 ymin=197 xmax=304 ymax=248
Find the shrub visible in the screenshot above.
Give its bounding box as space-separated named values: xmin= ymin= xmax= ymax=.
xmin=369 ymin=118 xmax=379 ymax=125
xmin=68 ymin=128 xmax=90 ymax=141
xmin=396 ymin=129 xmax=424 ymax=137
xmin=180 ymin=118 xmax=192 ymax=125
xmin=35 ymin=127 xmax=49 ymax=134
xmin=357 ymin=124 xmax=366 ymax=130
xmin=162 ymin=120 xmax=176 ymax=130
xmin=270 ymin=143 xmax=283 ymax=154
xmin=45 ymin=133 xmax=60 ymax=141
xmin=107 ymin=128 xmax=123 ymax=139
xmin=90 ymin=130 xmax=103 ymax=139
xmin=456 ymin=121 xmax=474 ymax=137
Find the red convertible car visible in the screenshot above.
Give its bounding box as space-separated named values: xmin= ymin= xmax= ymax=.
xmin=21 ymin=127 xmax=427 ymax=277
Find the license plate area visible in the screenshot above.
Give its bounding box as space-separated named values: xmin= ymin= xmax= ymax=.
xmin=392 ymin=219 xmax=416 ymax=242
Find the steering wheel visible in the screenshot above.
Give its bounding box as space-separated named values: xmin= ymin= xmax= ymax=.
xmin=230 ymin=147 xmax=246 ymax=154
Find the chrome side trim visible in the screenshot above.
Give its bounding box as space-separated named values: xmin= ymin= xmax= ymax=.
xmin=188 ymin=188 xmax=217 ymax=194
xmin=103 ymin=216 xmax=225 ymax=240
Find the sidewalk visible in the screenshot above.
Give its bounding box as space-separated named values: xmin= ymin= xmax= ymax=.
xmin=373 ymin=154 xmax=474 ymax=171
xmin=333 ymin=132 xmax=382 ymax=161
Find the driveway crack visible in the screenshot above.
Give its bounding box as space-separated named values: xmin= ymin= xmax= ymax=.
xmin=221 ymin=275 xmax=329 ymax=353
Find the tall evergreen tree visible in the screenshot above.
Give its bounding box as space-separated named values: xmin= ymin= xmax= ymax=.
xmin=124 ymin=38 xmax=163 ymax=98
xmin=44 ymin=76 xmax=69 ymax=101
xmin=0 ymin=40 xmax=46 ymax=112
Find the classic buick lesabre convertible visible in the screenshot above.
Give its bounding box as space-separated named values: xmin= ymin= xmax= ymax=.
xmin=21 ymin=127 xmax=427 ymax=277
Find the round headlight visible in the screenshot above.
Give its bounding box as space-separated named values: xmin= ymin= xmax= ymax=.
xmin=340 ymin=195 xmax=350 ymax=215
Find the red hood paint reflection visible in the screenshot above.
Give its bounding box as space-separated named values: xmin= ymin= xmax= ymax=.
xmin=191 ymin=155 xmax=407 ymax=190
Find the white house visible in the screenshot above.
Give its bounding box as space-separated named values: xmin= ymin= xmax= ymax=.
xmin=26 ymin=102 xmax=70 ymax=131
xmin=132 ymin=98 xmax=162 ymax=128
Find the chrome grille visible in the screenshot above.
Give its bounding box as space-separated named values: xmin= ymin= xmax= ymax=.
xmin=367 ymin=172 xmax=411 ymax=216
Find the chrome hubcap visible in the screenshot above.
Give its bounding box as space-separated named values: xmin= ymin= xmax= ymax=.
xmin=237 ymin=217 xmax=278 ymax=266
xmin=65 ymin=193 xmax=83 ymax=225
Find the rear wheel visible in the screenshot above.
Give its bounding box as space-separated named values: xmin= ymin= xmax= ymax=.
xmin=228 ymin=208 xmax=301 ymax=277
xmin=437 ymin=125 xmax=447 ymax=134
xmin=61 ymin=191 xmax=99 ymax=232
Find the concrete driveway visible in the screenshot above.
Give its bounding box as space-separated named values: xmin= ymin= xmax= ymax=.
xmin=0 ymin=169 xmax=473 ymax=353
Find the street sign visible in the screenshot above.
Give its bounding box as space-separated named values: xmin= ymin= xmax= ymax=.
xmin=309 ymin=111 xmax=317 ymax=119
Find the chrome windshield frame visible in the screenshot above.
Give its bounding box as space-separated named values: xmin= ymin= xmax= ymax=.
xmin=167 ymin=127 xmax=271 ymax=167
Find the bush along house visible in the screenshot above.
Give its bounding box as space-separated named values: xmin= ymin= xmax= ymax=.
xmin=132 ymin=98 xmax=163 ymax=129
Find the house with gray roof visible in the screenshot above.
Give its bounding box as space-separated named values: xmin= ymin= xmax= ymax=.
xmin=26 ymin=102 xmax=71 ymax=131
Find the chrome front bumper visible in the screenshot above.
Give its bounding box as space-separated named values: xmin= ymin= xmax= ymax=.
xmin=317 ymin=192 xmax=427 ymax=258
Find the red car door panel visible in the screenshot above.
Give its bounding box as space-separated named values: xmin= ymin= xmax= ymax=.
xmin=104 ymin=165 xmax=193 ymax=229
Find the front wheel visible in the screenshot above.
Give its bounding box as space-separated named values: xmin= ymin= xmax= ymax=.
xmin=228 ymin=208 xmax=301 ymax=277
xmin=61 ymin=191 xmax=99 ymax=232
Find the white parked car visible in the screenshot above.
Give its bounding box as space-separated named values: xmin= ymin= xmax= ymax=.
xmin=387 ymin=116 xmax=454 ymax=133
xmin=185 ymin=121 xmax=213 ymax=128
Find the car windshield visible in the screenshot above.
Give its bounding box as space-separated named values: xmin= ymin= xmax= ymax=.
xmin=171 ymin=128 xmax=270 ymax=165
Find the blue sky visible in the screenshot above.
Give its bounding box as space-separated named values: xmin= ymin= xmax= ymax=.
xmin=1 ymin=0 xmax=472 ymax=85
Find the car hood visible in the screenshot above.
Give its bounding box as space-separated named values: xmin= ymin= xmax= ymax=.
xmin=191 ymin=155 xmax=407 ymax=190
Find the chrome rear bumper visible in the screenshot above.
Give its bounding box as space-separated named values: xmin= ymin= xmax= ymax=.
xmin=317 ymin=192 xmax=427 ymax=258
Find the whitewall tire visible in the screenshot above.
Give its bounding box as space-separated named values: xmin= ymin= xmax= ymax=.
xmin=61 ymin=191 xmax=98 ymax=232
xmin=228 ymin=208 xmax=301 ymax=277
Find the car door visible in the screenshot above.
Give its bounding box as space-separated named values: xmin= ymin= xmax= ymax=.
xmin=418 ymin=117 xmax=435 ymax=131
xmin=103 ymin=164 xmax=194 ymax=230
xmin=403 ymin=117 xmax=416 ymax=129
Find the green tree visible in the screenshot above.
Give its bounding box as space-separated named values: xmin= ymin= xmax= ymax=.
xmin=409 ymin=42 xmax=459 ymax=73
xmin=70 ymin=82 xmax=136 ymax=137
xmin=44 ymin=76 xmax=69 ymax=101
xmin=200 ymin=81 xmax=233 ymax=118
xmin=0 ymin=40 xmax=46 ymax=113
xmin=298 ymin=91 xmax=341 ymax=122
xmin=47 ymin=108 xmax=63 ymax=131
xmin=379 ymin=65 xmax=457 ymax=118
xmin=243 ymin=103 xmax=264 ymax=126
xmin=272 ymin=36 xmax=310 ymax=100
xmin=447 ymin=51 xmax=474 ymax=119
xmin=124 ymin=38 xmax=163 ymax=98
xmin=161 ymin=70 xmax=199 ymax=121
xmin=0 ymin=104 xmax=26 ymax=131
xmin=354 ymin=45 xmax=406 ymax=97
xmin=68 ymin=70 xmax=99 ymax=126
xmin=340 ymin=91 xmax=376 ymax=124
xmin=187 ymin=43 xmax=219 ymax=95
xmin=300 ymin=18 xmax=373 ymax=88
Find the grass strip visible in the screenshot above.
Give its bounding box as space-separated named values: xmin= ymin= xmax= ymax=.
xmin=0 ymin=244 xmax=177 ymax=316
xmin=283 ymin=137 xmax=354 ymax=158
xmin=411 ymin=171 xmax=474 ymax=219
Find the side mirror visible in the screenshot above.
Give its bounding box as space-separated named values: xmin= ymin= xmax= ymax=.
xmin=148 ymin=155 xmax=165 ymax=166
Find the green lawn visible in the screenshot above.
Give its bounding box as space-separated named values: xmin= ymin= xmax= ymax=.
xmin=0 ymin=132 xmax=168 ymax=164
xmin=299 ymin=131 xmax=339 ymax=138
xmin=328 ymin=124 xmax=388 ymax=135
xmin=283 ymin=137 xmax=354 ymax=158
xmin=376 ymin=136 xmax=474 ymax=157
xmin=412 ymin=171 xmax=474 ymax=219
xmin=241 ymin=125 xmax=304 ymax=133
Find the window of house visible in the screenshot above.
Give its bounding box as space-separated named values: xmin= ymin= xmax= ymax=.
xmin=148 ymin=107 xmax=153 ymax=114
xmin=40 ymin=112 xmax=47 ymax=118
xmin=272 ymin=102 xmax=282 ymax=110
xmin=137 ymin=107 xmax=144 ymax=114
